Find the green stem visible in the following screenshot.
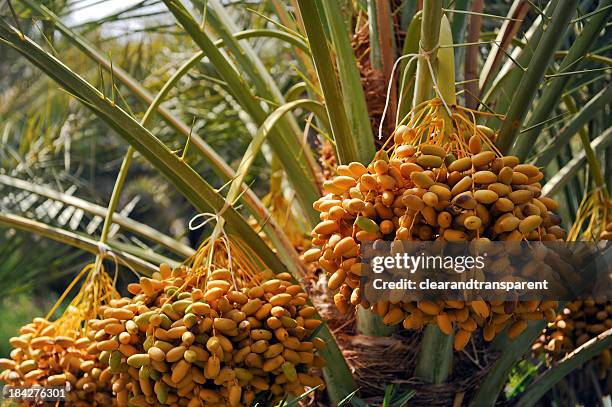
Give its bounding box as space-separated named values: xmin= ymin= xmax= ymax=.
xmin=296 ymin=0 xmax=360 ymax=164
xmin=514 ymin=0 xmax=612 ymax=160
xmin=463 ymin=0 xmax=483 ymax=109
xmin=469 ymin=321 xmax=547 ymax=406
xmin=556 ymin=51 xmax=612 ymax=66
xmin=211 ymin=98 xmax=330 ymax=243
xmin=478 ymin=0 xmax=530 ymax=99
xmin=163 ymin=0 xmax=322 ymax=225
xmin=100 ymin=49 xmax=210 ymax=246
xmin=318 ymin=325 xmax=359 ymax=405
xmin=269 ymin=0 xmax=318 ymax=83
xmin=204 ymin=0 xmax=321 ymax=166
xmin=496 ymin=0 xmax=579 ymax=154
xmin=375 ymin=0 xmax=397 ymax=128
xmin=225 ymin=100 xmax=330 ymax=211
xmin=541 ymin=128 xmax=612 ymax=197
xmin=450 ymin=0 xmax=469 ymax=71
xmin=0 ymin=212 xmax=159 ymax=276
xmin=532 ymin=86 xmax=612 ymax=168
xmin=356 ymin=306 xmax=396 ymax=337
xmin=410 ymin=0 xmax=455 ymax=384
xmin=367 ymin=0 xmax=382 ymax=70
xmin=515 ymin=329 xmax=612 ymax=407
xmin=563 ymin=95 xmax=608 ymax=197
xmin=437 ymin=14 xmax=457 ymax=141
xmin=99 ymin=148 xmax=134 ymax=244
xmin=579 ymin=133 xmax=608 ymax=195
xmin=415 ymin=325 xmax=454 ymax=384
xmin=319 ymin=0 xmax=376 ymax=162
xmin=110 ymin=240 xmax=181 ymax=268
xmin=483 ymin=2 xmax=558 ymax=130
xmin=397 ymin=11 xmax=422 ymax=120
xmin=0 ymin=174 xmax=193 ymax=257
xmin=412 ymin=0 xmax=443 ymax=106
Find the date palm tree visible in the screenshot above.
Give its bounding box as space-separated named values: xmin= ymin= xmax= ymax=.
xmin=0 ymin=0 xmax=610 ymax=405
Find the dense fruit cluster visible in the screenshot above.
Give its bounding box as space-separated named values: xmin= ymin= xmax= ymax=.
xmin=534 ymin=299 xmax=612 ymax=378
xmin=88 ymin=262 xmax=325 ymax=406
xmin=0 ymin=318 xmax=115 ymax=406
xmin=304 ymin=112 xmax=566 ymax=349
xmin=0 ymin=264 xmax=118 ymax=406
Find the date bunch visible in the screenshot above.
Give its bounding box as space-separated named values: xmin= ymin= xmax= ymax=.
xmin=0 ymin=317 xmax=115 ymax=406
xmin=87 ymin=263 xmax=325 ymax=407
xmin=304 ymin=124 xmax=565 ymax=350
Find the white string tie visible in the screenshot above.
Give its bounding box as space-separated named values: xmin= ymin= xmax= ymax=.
xmin=188 ymin=200 xmax=236 ymax=290
xmin=379 ymin=41 xmax=454 ymax=140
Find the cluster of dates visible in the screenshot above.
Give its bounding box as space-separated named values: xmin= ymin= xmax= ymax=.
xmin=87 ymin=263 xmax=325 ymax=406
xmin=305 ymin=124 xmax=565 ymax=349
